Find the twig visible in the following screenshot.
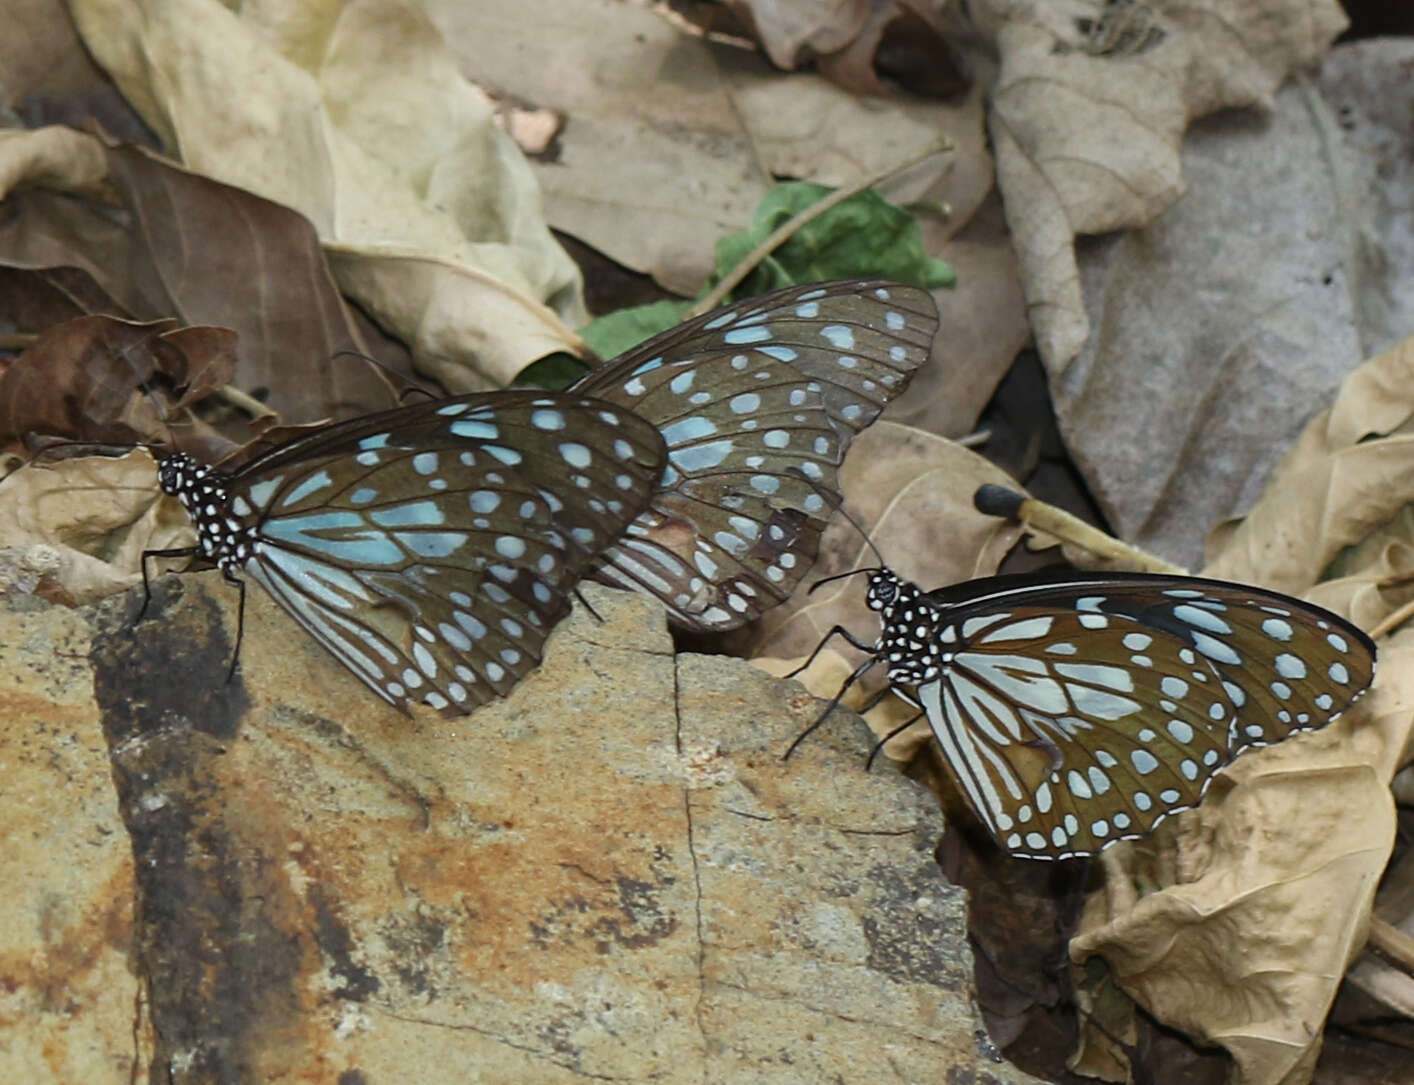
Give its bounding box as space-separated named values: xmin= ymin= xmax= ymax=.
xmin=687 ymin=143 xmax=953 ymax=319
xmin=1370 ymin=597 xmax=1414 ymax=641
xmin=1368 ymin=915 xmax=1414 ymax=975
xmin=973 ymin=484 xmax=1187 ymax=574
xmin=212 ymin=383 xmax=278 ymax=423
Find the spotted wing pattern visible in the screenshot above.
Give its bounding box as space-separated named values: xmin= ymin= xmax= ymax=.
xmin=158 ymin=392 xmax=666 ymax=714
xmin=864 ymin=569 xmax=1377 ymax=860
xmin=573 ymin=279 xmax=939 ymax=631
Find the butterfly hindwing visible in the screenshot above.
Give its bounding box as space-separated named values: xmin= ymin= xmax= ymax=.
xmin=574 ymin=279 xmax=939 ymax=630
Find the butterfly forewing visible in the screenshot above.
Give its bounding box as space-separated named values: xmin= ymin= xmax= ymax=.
xmin=170 ymin=392 xmax=666 ymax=714
xmin=575 ymin=279 xmax=939 ymax=630
xmin=583 ymin=351 xmax=841 ymax=627
xmin=872 ymin=570 xmax=1376 ymax=860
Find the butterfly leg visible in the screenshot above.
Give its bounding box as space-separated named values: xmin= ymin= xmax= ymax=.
xmin=783 ymin=652 xmax=883 ymax=760
xmin=572 ymin=585 xmax=604 ymax=624
xmin=865 ymin=709 xmax=926 ymax=771
xmin=135 ymin=546 xmax=198 ymax=623
xmin=222 ymin=568 xmax=246 ymax=682
xmin=782 ymin=624 xmax=879 ymax=679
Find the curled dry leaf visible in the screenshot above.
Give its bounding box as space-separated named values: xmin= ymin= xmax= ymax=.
xmin=0 ymin=316 xmax=237 ymax=449
xmin=65 ymin=0 xmax=583 ymax=386
xmin=0 ymin=451 xmax=188 ymax=605
xmin=983 ymin=0 xmax=1348 ymax=373
xmin=721 ymin=0 xmax=873 ymax=71
xmin=1204 ymin=331 xmax=1414 ymax=594
xmin=0 ymin=133 xmax=396 ymax=424
xmin=425 ymin=0 xmax=962 ymax=295
xmin=1068 ymin=335 xmax=1414 ymax=1084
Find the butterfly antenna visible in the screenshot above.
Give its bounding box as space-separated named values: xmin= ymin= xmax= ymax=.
xmin=330 ymin=348 xmax=437 ymax=404
xmin=782 ymin=467 xmax=885 ymax=594
xmin=28 ymin=438 xmax=164 ymax=465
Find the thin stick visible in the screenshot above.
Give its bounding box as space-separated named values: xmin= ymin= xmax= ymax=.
xmin=212 ymin=383 xmax=278 ymax=423
xmin=1370 ymin=596 xmax=1414 ymax=641
xmin=973 ymin=484 xmax=1186 ymax=574
xmin=687 ymin=143 xmax=953 ymax=319
xmin=1367 ymin=916 xmax=1414 ymax=975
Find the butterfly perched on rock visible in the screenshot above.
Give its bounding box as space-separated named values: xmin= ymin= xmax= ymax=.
xmin=152 ymin=279 xmax=938 ymax=712
xmin=800 ymin=565 xmax=1376 ymax=859
xmin=154 ymin=392 xmax=666 ymax=713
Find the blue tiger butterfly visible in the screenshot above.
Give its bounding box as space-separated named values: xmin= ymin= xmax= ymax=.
xmin=154 ymin=279 xmax=939 ymax=712
xmin=798 ymin=563 xmax=1376 ymax=859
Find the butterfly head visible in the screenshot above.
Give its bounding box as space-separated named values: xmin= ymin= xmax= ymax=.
xmin=865 ymin=567 xmax=920 ymax=616
xmin=157 ymin=451 xmax=202 ymax=499
xmin=866 ymin=568 xmax=941 ymax=686
xmin=157 ymin=452 xmax=244 ymax=567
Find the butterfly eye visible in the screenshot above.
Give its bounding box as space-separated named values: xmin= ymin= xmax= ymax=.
xmin=868 ymin=580 xmax=896 ymax=608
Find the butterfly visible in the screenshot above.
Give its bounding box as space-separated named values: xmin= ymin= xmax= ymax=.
xmin=150 ymin=278 xmax=938 ymax=713
xmin=153 ymin=391 xmax=666 ymax=713
xmin=570 ymin=279 xmax=938 ymax=631
xmin=798 ymin=565 xmax=1377 ymax=860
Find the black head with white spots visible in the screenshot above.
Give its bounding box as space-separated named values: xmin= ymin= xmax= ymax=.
xmin=866 ymin=568 xmax=942 ymax=686
xmin=157 ymin=451 xmax=248 ymax=571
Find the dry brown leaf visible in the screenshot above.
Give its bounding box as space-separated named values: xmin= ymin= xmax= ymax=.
xmin=981 ymin=0 xmax=1348 ymax=374
xmin=425 ymin=0 xmax=965 ymax=295
xmin=0 ymin=134 xmax=396 ymax=424
xmin=0 ymin=451 xmax=187 ymax=605
xmin=0 ymin=316 xmax=236 ymax=448
xmin=66 ymin=0 xmax=584 ymax=387
xmin=1066 ymin=333 xmax=1414 ymax=1085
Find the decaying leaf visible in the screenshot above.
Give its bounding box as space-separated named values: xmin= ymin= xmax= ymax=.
xmin=0 ymin=134 xmax=396 ymax=424
xmin=1065 ymin=331 xmax=1414 ymax=1085
xmin=0 ymin=316 xmax=238 ymax=449
xmin=0 ymin=450 xmax=187 ymax=605
xmin=64 ymin=0 xmax=584 ymax=387
xmin=982 ymin=0 xmax=1348 ymax=373
xmin=1054 ymin=82 xmax=1368 ymax=570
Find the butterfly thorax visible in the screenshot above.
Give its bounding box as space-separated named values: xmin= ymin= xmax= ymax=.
xmin=158 ymin=452 xmax=252 ymax=573
xmin=867 ymin=569 xmax=944 ymax=686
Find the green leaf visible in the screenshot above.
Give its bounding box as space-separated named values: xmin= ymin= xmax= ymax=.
xmin=710 ymin=181 xmax=955 ymax=296
xmin=567 ymin=180 xmax=953 ymax=369
xmin=578 ymin=297 xmax=694 ymax=363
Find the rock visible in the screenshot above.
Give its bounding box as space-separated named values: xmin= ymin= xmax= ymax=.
xmin=2 ymin=573 xmax=1042 ymax=1083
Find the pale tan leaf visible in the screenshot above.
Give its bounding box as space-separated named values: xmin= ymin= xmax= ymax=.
xmin=1069 ymin=329 xmax=1414 ymax=1085
xmin=66 ymin=0 xmax=584 ymax=384
xmin=1204 ymin=333 xmax=1414 ymax=594
xmin=0 ymin=452 xmax=188 ymax=605
xmin=425 ymin=0 xmax=965 ymax=294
